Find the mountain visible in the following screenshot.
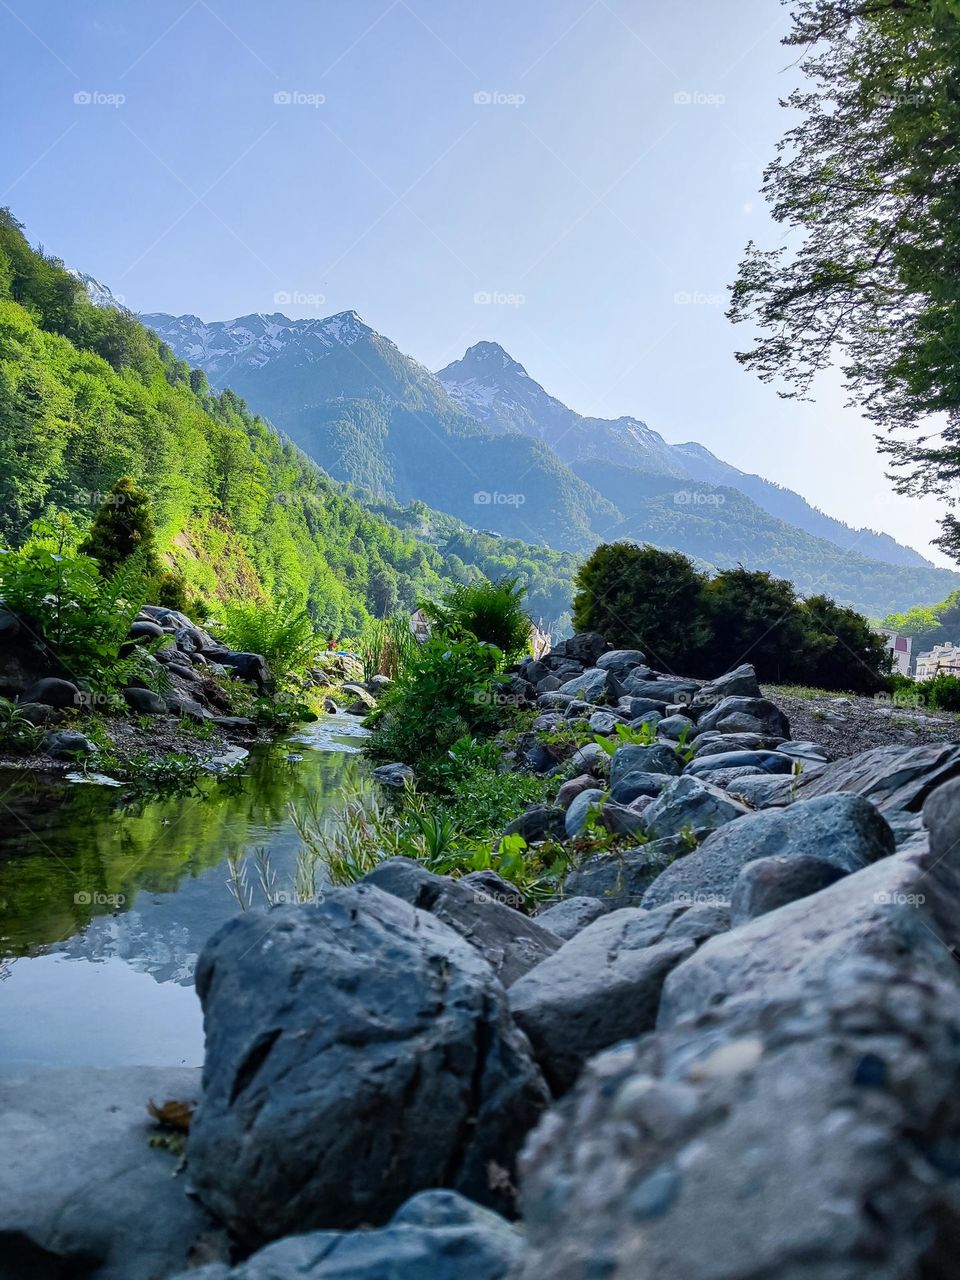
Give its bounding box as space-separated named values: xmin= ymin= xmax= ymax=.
xmin=0 ymin=210 xmax=576 ymax=630
xmin=142 ymin=307 xmax=959 ymax=617
xmin=66 ymin=269 xmax=127 ymax=311
xmin=438 ymin=342 xmax=932 ymax=570
xmin=143 ymin=311 xmax=616 ymax=553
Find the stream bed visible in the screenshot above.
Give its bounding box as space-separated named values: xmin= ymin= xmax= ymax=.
xmin=0 ymin=714 xmax=368 ymax=1073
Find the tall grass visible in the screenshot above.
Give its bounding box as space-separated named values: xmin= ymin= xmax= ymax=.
xmin=361 ymin=612 xmax=419 ymax=682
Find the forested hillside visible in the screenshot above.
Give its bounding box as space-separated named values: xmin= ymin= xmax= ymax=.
xmin=0 ymin=210 xmax=574 ymax=632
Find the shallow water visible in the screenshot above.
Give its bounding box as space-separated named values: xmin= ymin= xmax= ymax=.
xmin=0 ymin=715 xmax=368 ymax=1072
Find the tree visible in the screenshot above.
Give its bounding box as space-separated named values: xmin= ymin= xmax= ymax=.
xmin=572 ymin=543 xmax=711 ymax=671
xmin=804 ymin=594 xmax=892 ymax=692
xmin=704 ymin=567 xmax=817 ymax=683
xmin=729 ymin=0 xmax=960 ymax=558
xmin=79 ymin=476 xmax=160 ymax=576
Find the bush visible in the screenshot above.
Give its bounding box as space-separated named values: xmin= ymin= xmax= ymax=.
xmin=373 ymin=636 xmax=510 ymax=764
xmin=572 ymin=543 xmax=710 ymax=671
xmin=79 ymin=476 xmax=160 ymax=577
xmin=422 ymin=576 xmax=532 ymax=662
xmin=216 ymin=597 xmax=318 ymax=680
xmin=572 ymin=542 xmax=891 ymax=691
xmin=0 ymin=544 xmax=155 ymax=687
xmin=923 ymin=673 xmax=960 ymax=713
xmin=361 ymin=612 xmax=418 ymax=682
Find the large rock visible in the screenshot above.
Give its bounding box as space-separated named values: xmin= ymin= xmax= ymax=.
xmin=621 ymin=674 xmax=701 ymax=702
xmin=610 ymin=743 xmax=681 ymax=789
xmin=123 ymin=685 xmax=168 ymax=715
xmin=692 ymin=730 xmax=785 ymax=756
xmin=657 ymin=784 xmax=957 ymax=1026
xmin=643 ymin=792 xmax=894 ymax=911
xmin=0 ymin=1066 xmax=222 ymax=1280
xmin=772 ymin=741 xmax=960 ymax=815
xmin=550 ymin=632 xmax=610 ymax=666
xmin=595 ymin=649 xmax=647 ymax=678
xmin=695 ymin=695 xmax=790 ymax=738
xmin=685 ymin=749 xmax=794 ymax=778
xmin=610 ymin=770 xmax=674 ymax=804
xmin=518 ymin=962 xmax=960 ymax=1280
xmin=563 ymin=787 xmax=606 ymax=838
xmin=504 ymin=805 xmax=567 ymax=844
xmin=362 ymin=859 xmax=560 ymax=985
xmin=188 ymin=886 xmax=549 ymax=1244
xmin=690 ymin=662 xmax=761 ymax=711
xmin=563 ymin=836 xmax=690 ymax=908
xmin=509 ymin=910 xmax=696 ymax=1093
xmin=557 ymin=667 xmax=622 ymax=704
xmin=20 ymin=676 xmax=81 ymax=709
xmin=172 ymin=1191 xmax=522 ymax=1280
xmin=730 ymin=854 xmax=849 ymax=925
xmin=643 ymin=775 xmax=749 ymax=840
xmin=533 ymin=896 xmax=607 ymax=940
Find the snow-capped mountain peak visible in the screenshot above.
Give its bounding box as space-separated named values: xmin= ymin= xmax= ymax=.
xmin=68 ymin=269 xmax=128 ymax=311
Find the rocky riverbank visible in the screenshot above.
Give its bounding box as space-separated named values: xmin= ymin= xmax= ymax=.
xmin=8 ymin=632 xmax=960 ymax=1278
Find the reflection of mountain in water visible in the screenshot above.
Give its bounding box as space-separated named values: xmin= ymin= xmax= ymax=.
xmin=0 ymin=718 xmax=368 ymax=974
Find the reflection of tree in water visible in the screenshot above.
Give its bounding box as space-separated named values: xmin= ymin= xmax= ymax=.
xmin=0 ymin=734 xmax=367 ymax=969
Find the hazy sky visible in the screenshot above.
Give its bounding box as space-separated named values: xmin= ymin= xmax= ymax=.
xmin=2 ymin=0 xmax=948 ymax=565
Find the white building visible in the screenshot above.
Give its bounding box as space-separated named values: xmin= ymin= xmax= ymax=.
xmin=876 ymin=627 xmax=912 ymax=677
xmin=915 ymin=640 xmax=960 ymax=680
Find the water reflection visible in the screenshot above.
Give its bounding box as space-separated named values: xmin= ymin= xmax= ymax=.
xmin=0 ymin=715 xmax=368 ymax=1071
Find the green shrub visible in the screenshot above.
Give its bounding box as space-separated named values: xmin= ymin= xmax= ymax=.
xmin=0 ymin=544 xmax=155 ymax=688
xmin=361 ymin=612 xmax=418 ymax=681
xmin=923 ymin=672 xmax=960 ymax=712
xmin=422 ymin=576 xmax=532 ymax=662
xmin=373 ymin=636 xmax=510 ymax=764
xmin=79 ymin=476 xmax=161 ymax=577
xmin=216 ymin=597 xmax=318 ymax=680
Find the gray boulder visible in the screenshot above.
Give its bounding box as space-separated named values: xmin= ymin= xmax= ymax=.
xmin=536 ymin=673 xmax=561 ymax=693
xmin=643 ymin=775 xmax=749 ymax=841
xmin=610 ymin=743 xmax=680 ymax=790
xmin=692 ymin=731 xmax=785 ymax=756
xmin=42 ymin=729 xmax=95 ymax=759
xmin=460 ymin=870 xmax=525 ymax=912
xmin=563 ymin=836 xmax=691 ymax=909
xmin=595 ymin=649 xmax=647 ymax=677
xmin=657 ymin=713 xmax=695 ymax=741
xmin=772 ymin=741 xmax=960 ymax=815
xmin=126 ymin=619 xmax=166 ymax=644
xmin=0 ymin=1066 xmax=222 ymax=1280
xmin=363 ymin=860 xmax=560 ymax=985
xmin=685 ymin=749 xmax=794 ymax=778
xmin=563 ymin=788 xmax=606 ymax=837
xmin=587 ymin=709 xmax=624 ymax=735
xmin=776 ymin=740 xmax=830 ymax=764
xmin=518 ymin=962 xmax=960 ymax=1280
xmin=533 ymin=896 xmax=607 ymax=940
xmin=730 ymin=854 xmax=849 ymax=925
xmin=568 ymin=742 xmax=608 ymax=775
xmin=189 ymin=886 xmax=549 ymax=1244
xmin=172 ymin=1191 xmax=523 ymax=1280
xmin=643 ymin=792 xmax=893 ymax=912
xmin=657 ymin=803 xmax=950 ymax=1028
xmin=555 ymin=773 xmax=601 ymax=809
xmin=123 ymin=686 xmax=167 ymax=715
xmin=558 ymin=667 xmax=622 ymax=704
xmin=20 ymin=676 xmax=81 ymax=708
xmin=503 ymin=805 xmax=567 ymax=844
xmin=626 ymin=710 xmax=662 ymax=733
xmin=621 ymin=675 xmax=700 ymax=702
xmin=509 ymin=911 xmax=696 ymax=1093
xmin=550 ymin=632 xmax=610 ymax=666
xmin=691 ymin=662 xmax=761 ymax=711
xmin=618 ymin=695 xmax=669 ymax=717
xmin=610 ymin=770 xmax=673 ymax=804
xmin=372 ymin=762 xmax=415 ymax=788
xmin=695 ymin=696 xmax=790 ymax=738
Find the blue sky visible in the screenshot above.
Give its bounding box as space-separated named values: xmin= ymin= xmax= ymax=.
xmin=1 ymin=0 xmax=947 ymax=565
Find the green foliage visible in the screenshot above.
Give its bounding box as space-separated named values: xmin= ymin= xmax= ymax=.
xmin=79 ymin=476 xmax=160 ymax=576
xmin=573 ymin=542 xmax=710 ymax=671
xmin=593 ymin=720 xmax=658 ymax=755
xmin=373 ymin=636 xmax=511 ymax=765
xmin=923 ymin=673 xmax=960 ymax=713
xmin=419 ymin=736 xmax=550 ymax=837
xmin=727 ymin=1 xmax=960 ymax=560
xmin=573 ymin=542 xmax=891 ymax=692
xmin=361 ymin=612 xmax=418 ymax=682
xmin=883 ymin=588 xmax=960 ymax=647
xmin=0 ymin=698 xmax=45 ymax=752
xmin=216 ymin=597 xmax=318 ymax=680
xmin=0 ymin=543 xmax=157 ymax=688
xmin=421 ymin=575 xmax=532 ymax=661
